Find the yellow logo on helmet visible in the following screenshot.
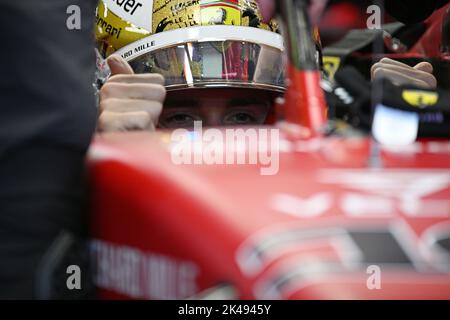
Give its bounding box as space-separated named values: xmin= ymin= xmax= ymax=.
xmin=96 ymin=0 xmax=279 ymax=57
xmin=200 ymin=0 xmax=241 ymax=26
xmin=402 ymin=90 xmax=439 ymax=108
xmin=96 ymin=1 xmax=151 ymax=57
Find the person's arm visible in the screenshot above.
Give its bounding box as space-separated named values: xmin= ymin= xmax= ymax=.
xmin=0 ymin=0 xmax=97 ymax=298
xmin=0 ymin=0 xmax=97 ymax=156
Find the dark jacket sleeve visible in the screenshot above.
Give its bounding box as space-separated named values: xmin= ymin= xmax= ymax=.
xmin=0 ymin=0 xmax=97 ymax=157
xmin=0 ymin=0 xmax=98 ymax=299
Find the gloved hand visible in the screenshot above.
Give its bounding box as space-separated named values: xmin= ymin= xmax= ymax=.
xmin=371 ymin=58 xmax=437 ymax=89
xmin=98 ymin=55 xmax=166 ymax=132
xmin=330 ymin=66 xmax=450 ymax=138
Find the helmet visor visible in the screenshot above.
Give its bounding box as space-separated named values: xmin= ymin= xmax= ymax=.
xmin=115 ymin=26 xmax=285 ymax=92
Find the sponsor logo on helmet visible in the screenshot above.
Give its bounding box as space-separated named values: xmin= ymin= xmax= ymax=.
xmin=96 ymin=14 xmax=123 ymax=39
xmin=110 ymin=0 xmax=144 ymax=15
xmin=104 ymin=0 xmax=154 ymax=30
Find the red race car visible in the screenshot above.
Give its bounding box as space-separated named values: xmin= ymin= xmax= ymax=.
xmin=88 ymin=0 xmax=450 ymax=300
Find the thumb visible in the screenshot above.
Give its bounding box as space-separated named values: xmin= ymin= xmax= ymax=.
xmin=107 ymin=54 xmax=134 ymax=76
xmin=414 ymin=62 xmax=434 ymax=74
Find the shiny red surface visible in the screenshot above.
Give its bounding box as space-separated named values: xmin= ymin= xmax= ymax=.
xmin=89 ymin=131 xmax=450 ymax=299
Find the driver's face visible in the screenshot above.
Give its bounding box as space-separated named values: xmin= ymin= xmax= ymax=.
xmin=158 ymin=88 xmax=274 ymax=129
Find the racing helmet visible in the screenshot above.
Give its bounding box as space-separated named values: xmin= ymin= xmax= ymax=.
xmin=95 ymin=0 xmax=286 ymax=93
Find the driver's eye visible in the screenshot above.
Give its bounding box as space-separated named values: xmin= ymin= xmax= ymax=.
xmin=224 ymin=112 xmax=257 ymax=125
xmin=161 ymin=113 xmax=197 ymax=129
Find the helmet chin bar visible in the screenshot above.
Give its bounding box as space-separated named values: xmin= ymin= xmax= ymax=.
xmin=277 ymin=0 xmax=328 ymax=137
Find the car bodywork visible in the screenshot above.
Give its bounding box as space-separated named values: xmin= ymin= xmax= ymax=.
xmin=88 ymin=1 xmax=450 ymax=299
